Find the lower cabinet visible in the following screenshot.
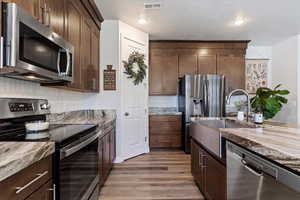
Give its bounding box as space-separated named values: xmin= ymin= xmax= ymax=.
xmin=26 ymin=180 xmax=53 ymax=200
xmin=98 ymin=122 xmax=116 ymax=190
xmin=0 ymin=156 xmax=53 ymax=200
xmin=191 ymin=139 xmax=226 ymax=200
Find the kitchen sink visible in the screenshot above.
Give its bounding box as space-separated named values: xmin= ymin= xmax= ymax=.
xmin=190 ymin=118 xmax=257 ymax=158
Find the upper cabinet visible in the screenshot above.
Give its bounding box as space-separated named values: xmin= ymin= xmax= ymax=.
xmin=6 ymin=0 xmax=103 ymax=93
xmin=149 ymin=41 xmax=249 ymax=95
xmin=150 ymin=50 xmax=179 ymax=95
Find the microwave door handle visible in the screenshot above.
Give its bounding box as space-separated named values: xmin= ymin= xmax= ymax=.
xmin=66 ymin=50 xmax=71 ymax=76
xmin=57 ymin=49 xmax=61 ymax=76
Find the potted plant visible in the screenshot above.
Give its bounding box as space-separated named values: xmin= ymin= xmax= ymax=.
xmin=250 ymin=84 xmax=290 ymax=123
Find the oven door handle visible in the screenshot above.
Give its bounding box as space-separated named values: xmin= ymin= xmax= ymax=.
xmin=61 ymin=131 xmax=101 ymax=159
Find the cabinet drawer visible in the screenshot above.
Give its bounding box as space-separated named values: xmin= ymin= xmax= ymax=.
xmin=150 ymin=121 xmax=181 ymax=132
xmin=0 ymin=156 xmax=53 ymax=200
xmin=150 ymin=135 xmax=181 ymax=148
xmin=149 ymin=115 xmax=181 ymax=122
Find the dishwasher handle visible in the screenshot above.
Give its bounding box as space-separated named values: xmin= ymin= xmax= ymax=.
xmin=241 ymin=159 xmax=263 ymax=177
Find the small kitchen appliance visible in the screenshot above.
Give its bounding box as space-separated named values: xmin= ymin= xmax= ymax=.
xmin=0 ymin=98 xmax=100 ymax=200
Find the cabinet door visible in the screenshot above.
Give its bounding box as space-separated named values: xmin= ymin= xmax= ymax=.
xmin=198 ymin=55 xmax=217 ymax=74
xmin=150 ymin=54 xmax=178 ymax=95
xmin=103 ymin=134 xmax=110 ymax=178
xmin=43 ymin=0 xmax=65 ymax=36
xmin=98 ymin=138 xmax=104 ymax=187
xmin=204 ymin=151 xmax=226 ymax=200
xmin=8 ymin=0 xmax=42 ymax=21
xmin=80 ymin=17 xmax=92 ymax=91
xmin=65 ymin=0 xmax=82 ymax=89
xmin=109 ymin=128 xmax=116 ymax=165
xmin=26 ymin=181 xmax=53 ymax=200
xmin=90 ymin=29 xmax=100 ymax=92
xmin=179 ymin=54 xmax=197 ymax=78
xmin=217 ymin=54 xmax=245 ymax=94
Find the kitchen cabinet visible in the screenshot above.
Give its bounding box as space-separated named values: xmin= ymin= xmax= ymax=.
xmin=149 ymin=41 xmax=249 ymax=95
xmin=217 ymin=54 xmax=245 ymax=94
xmin=98 ymin=122 xmax=116 ymax=191
xmin=43 ymin=0 xmax=65 ymax=36
xmin=90 ymin=29 xmax=100 ymax=92
xmin=149 ymin=115 xmax=182 ymax=148
xmin=65 ymin=0 xmax=82 ymax=89
xmin=6 ymin=0 xmax=42 ymax=21
xmin=198 ymin=55 xmax=217 ymax=74
xmin=0 ymin=156 xmax=53 ymax=200
xmin=179 ymin=54 xmax=197 ymax=78
xmin=191 ymin=139 xmax=226 ymax=200
xmin=150 ymin=52 xmax=179 ymax=95
xmin=26 ymin=180 xmax=53 ymax=200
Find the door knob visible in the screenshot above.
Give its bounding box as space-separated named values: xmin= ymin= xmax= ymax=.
xmin=125 ymin=112 xmax=129 ymax=116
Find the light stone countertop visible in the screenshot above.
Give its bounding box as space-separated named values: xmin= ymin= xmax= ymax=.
xmin=149 ymin=107 xmax=182 ymax=115
xmin=0 ymin=142 xmax=55 ymax=182
xmin=221 ymin=126 xmax=300 ymax=174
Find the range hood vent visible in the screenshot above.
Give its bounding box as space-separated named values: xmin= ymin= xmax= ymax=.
xmin=144 ymin=2 xmax=162 ymax=10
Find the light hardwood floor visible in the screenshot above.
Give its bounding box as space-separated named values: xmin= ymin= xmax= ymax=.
xmin=99 ymin=150 xmax=204 ymax=200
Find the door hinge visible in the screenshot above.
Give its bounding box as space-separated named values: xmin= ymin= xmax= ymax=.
xmin=145 ymin=136 xmax=147 ymax=142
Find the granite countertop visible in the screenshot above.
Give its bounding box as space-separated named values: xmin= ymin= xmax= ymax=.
xmin=220 ymin=126 xmax=300 ymax=174
xmin=0 ymin=142 xmax=55 ymax=182
xmin=47 ymin=109 xmax=116 ymax=128
xmin=149 ymin=107 xmax=182 ymax=115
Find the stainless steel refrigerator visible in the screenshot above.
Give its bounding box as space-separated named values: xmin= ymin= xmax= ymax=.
xmin=178 ymin=74 xmax=226 ymax=153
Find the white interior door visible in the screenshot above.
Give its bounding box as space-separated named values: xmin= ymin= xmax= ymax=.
xmin=121 ymin=36 xmax=149 ymax=160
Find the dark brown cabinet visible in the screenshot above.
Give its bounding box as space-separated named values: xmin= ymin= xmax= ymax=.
xmin=149 ymin=115 xmax=182 ymax=148
xmin=0 ymin=156 xmax=53 ymax=200
xmin=149 ymin=41 xmax=249 ymax=96
xmin=65 ymin=0 xmax=82 ymax=90
xmin=191 ymin=139 xmax=226 ymax=200
xmin=198 ymin=55 xmax=217 ymax=74
xmin=217 ymin=54 xmax=245 ymax=94
xmin=43 ymin=0 xmax=65 ymax=36
xmin=179 ymin=54 xmax=197 ymax=78
xmin=26 ymin=180 xmax=53 ymax=200
xmin=150 ymin=53 xmax=179 ymax=95
xmin=98 ymin=122 xmax=116 ymax=190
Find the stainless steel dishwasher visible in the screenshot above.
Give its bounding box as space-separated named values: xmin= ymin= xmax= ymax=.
xmin=227 ymin=141 xmax=300 ymax=200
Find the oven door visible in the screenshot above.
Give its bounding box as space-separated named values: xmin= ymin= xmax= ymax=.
xmin=3 ymin=3 xmax=74 ymax=82
xmin=58 ymin=132 xmax=100 ymax=200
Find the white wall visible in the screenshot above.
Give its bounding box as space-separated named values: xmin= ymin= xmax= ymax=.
xmin=272 ymin=36 xmax=299 ymax=125
xmin=0 ymin=77 xmax=96 ymax=113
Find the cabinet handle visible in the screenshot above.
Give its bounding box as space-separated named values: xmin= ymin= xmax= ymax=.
xmin=15 ymin=171 xmax=48 ymax=194
xmin=48 ymin=184 xmax=56 ymax=200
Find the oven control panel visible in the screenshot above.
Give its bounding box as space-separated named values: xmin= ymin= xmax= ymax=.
xmin=9 ymin=103 xmax=34 ymax=112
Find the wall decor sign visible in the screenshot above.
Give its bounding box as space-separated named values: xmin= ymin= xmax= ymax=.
xmin=246 ymin=59 xmax=269 ymax=94
xmin=103 ymin=65 xmax=116 ymax=90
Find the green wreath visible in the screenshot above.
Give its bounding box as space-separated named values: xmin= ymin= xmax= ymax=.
xmin=123 ymin=51 xmax=147 ymax=85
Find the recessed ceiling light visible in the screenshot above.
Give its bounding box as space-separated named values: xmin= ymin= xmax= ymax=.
xmin=234 ymin=18 xmax=245 ymax=26
xmin=138 ymin=18 xmax=147 ymax=25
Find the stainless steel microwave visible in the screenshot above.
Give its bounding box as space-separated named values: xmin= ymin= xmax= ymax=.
xmin=0 ymin=3 xmax=74 ymax=83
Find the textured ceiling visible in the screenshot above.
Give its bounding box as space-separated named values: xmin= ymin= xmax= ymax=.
xmin=95 ymin=0 xmax=300 ymax=45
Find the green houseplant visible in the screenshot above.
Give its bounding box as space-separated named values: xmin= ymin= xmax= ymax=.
xmin=250 ymin=84 xmax=290 ymax=119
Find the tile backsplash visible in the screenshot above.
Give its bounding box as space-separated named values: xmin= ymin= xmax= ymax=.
xmin=0 ymin=77 xmax=96 ymax=113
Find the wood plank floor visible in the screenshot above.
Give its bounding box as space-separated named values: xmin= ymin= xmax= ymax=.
xmin=99 ymin=150 xmax=204 ymax=200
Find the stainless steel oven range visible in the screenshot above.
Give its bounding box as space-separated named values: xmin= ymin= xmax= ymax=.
xmin=0 ymin=98 xmax=100 ymax=200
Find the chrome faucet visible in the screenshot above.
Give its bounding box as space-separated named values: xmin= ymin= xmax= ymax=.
xmin=227 ymin=89 xmax=251 ymax=122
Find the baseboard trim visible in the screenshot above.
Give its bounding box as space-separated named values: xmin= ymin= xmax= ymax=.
xmin=114 ymin=156 xmax=124 ymax=163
